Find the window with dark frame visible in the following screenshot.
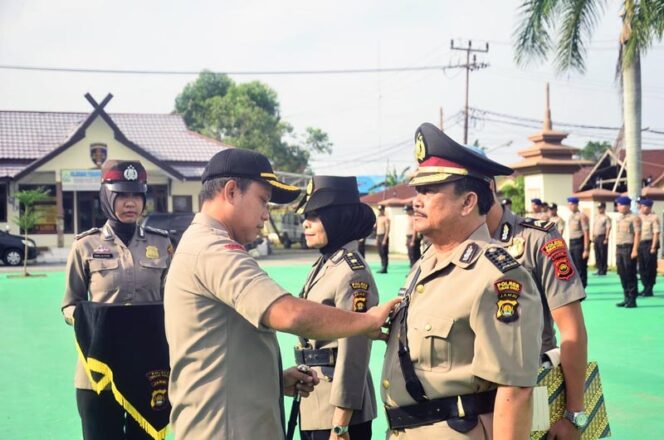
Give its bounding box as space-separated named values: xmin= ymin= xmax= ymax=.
xmin=172 ymin=195 xmax=193 ymax=213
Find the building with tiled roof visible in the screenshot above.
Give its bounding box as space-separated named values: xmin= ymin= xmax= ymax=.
xmin=0 ymin=93 xmax=232 ymax=248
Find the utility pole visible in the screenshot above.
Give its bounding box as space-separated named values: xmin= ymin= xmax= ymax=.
xmin=450 ymin=40 xmax=489 ymax=144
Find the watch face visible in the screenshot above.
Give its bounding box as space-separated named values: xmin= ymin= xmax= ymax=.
xmin=575 ymin=413 xmax=589 ymax=427
xmin=333 ymin=425 xmax=349 ymax=435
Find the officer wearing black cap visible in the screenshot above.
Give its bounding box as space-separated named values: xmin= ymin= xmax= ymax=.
xmin=381 ymin=123 xmax=542 ymax=439
xmin=530 ymin=198 xmax=545 ymax=219
xmin=615 ymin=196 xmax=641 ymax=308
xmin=62 ymin=160 xmax=172 ymax=440
xmin=164 ymin=149 xmax=401 ymax=440
xmin=593 ymin=202 xmax=611 ymax=276
xmin=638 ymin=198 xmax=660 ymax=296
xmin=294 ymin=176 xmax=378 ymax=440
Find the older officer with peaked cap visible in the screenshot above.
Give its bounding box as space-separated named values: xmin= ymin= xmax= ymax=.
xmin=295 ymin=176 xmax=378 ymax=440
xmin=381 ymin=123 xmax=543 ymax=440
xmin=615 ymin=196 xmax=641 ymax=308
xmin=486 ymin=185 xmax=588 ymax=439
xmin=62 ymin=160 xmax=172 ymax=440
xmin=637 ymin=198 xmax=660 ymax=297
xmin=164 ymin=149 xmax=400 ymax=440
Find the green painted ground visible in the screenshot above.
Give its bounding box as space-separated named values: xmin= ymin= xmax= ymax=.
xmin=1 ymin=262 xmax=662 ymax=439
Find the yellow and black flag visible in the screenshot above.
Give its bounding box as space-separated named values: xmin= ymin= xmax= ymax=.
xmin=74 ymin=302 xmax=170 ymax=440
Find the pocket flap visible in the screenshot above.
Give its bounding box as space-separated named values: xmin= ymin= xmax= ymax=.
xmin=88 ymin=258 xmax=119 ymax=272
xmin=422 ymin=316 xmax=454 ymax=338
xmin=140 ymin=257 xmax=168 ymax=269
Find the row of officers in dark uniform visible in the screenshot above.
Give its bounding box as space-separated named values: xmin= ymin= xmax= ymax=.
xmin=62 ymin=122 xmax=634 ymax=440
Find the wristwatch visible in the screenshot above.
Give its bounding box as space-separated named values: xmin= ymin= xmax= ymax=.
xmin=563 ymin=410 xmax=588 ymax=429
xmin=332 ymin=425 xmax=349 ymax=436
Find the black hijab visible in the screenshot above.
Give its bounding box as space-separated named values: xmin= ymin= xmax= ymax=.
xmin=316 ymin=203 xmax=376 ymax=257
xmin=99 ymin=185 xmax=145 ymax=246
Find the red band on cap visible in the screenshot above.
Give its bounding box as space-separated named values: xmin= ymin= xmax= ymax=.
xmin=102 ymin=170 xmax=124 ymax=181
xmin=419 ymin=156 xmax=465 ymax=169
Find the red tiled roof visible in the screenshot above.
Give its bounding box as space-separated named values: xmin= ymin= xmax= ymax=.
xmin=361 ymin=183 xmax=416 ymax=204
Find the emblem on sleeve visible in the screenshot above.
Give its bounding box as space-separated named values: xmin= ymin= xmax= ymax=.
xmin=224 ymin=243 xmax=245 ymax=251
xmin=146 ymin=370 xmax=170 ymax=411
xmin=352 ymin=291 xmax=368 ymax=312
xmin=145 ymin=245 xmax=160 ymax=259
xmin=494 ymin=280 xmax=521 ymax=323
xmin=540 ymin=238 xmax=575 ymax=280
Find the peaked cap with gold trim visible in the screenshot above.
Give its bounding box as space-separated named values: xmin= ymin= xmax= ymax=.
xmin=201 ymin=148 xmax=301 ymax=204
xmin=297 ymin=175 xmax=365 ymax=214
xmin=409 ymin=122 xmax=513 ymax=186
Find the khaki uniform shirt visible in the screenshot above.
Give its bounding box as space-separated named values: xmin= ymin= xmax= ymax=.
xmin=376 ymin=215 xmax=390 ymax=235
xmin=61 ymin=222 xmax=171 ymax=389
xmin=164 ymin=213 xmax=290 ymax=440
xmin=381 ymin=225 xmax=542 ymax=438
xmin=616 ymin=213 xmax=641 ymax=245
xmin=298 ymin=241 xmax=378 ymax=430
xmin=493 ymin=209 xmax=586 ymax=352
xmin=567 ymin=211 xmax=589 ymax=240
xmin=550 ymin=215 xmax=565 ymax=235
xmin=639 ymin=213 xmax=660 ymax=241
xmin=593 ymin=214 xmax=611 ymax=237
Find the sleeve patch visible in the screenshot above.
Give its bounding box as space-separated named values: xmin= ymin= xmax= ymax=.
xmin=485 ymin=247 xmax=520 ymax=273
xmin=350 ymin=281 xmax=370 ymax=290
xmin=494 ymin=280 xmax=521 ymax=323
xmin=224 ymin=243 xmax=245 ymax=251
xmin=520 ymin=218 xmax=554 ymax=232
xmin=540 ymin=238 xmax=575 ymax=280
xmin=352 ymin=291 xmax=368 ymax=312
xmin=344 ymin=251 xmax=366 ymax=271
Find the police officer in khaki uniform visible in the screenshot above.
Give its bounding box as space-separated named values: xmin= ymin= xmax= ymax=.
xmin=530 ymin=198 xmax=545 ymax=219
xmin=405 ymin=204 xmax=422 ymax=267
xmin=295 ymin=176 xmax=378 ymax=440
xmin=381 ymin=123 xmax=543 ymax=439
xmin=376 ymin=205 xmax=391 ymax=273
xmin=487 ymin=196 xmax=588 ymax=439
xmin=566 ymin=197 xmax=590 ymax=288
xmin=548 ymin=203 xmax=565 ymax=235
xmin=163 ymin=149 xmax=401 ymax=440
xmin=637 ymin=198 xmax=660 ymax=297
xmin=615 ymin=196 xmax=641 ymax=308
xmin=61 ymin=160 xmax=172 ymax=440
xmin=592 ymin=202 xmax=611 ymax=276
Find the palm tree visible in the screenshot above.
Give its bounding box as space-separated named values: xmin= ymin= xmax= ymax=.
xmin=514 ymin=0 xmax=664 ymax=206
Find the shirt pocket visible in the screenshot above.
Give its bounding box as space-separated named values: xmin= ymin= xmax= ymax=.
xmin=139 ymin=256 xmax=168 ymax=270
xmin=88 ymin=258 xmax=120 ymax=296
xmin=413 ymin=316 xmax=454 ymax=372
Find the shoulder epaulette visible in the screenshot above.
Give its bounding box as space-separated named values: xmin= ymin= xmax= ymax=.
xmin=343 ymin=250 xmax=366 ymax=271
xmin=144 ymin=226 xmax=169 ymax=237
xmin=520 ymin=217 xmax=554 ymax=232
xmin=75 ymin=227 xmax=100 ymax=240
xmin=485 ymin=247 xmax=520 ymax=273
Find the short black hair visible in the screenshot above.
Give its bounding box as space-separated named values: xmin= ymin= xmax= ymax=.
xmin=451 ymin=177 xmax=494 ymax=215
xmin=200 ymin=177 xmax=253 ymax=203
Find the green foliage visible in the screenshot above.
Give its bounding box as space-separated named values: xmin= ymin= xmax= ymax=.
xmin=368 ymin=166 xmax=411 ymax=192
xmin=501 ymin=176 xmax=526 ymax=216
xmin=175 ymin=71 xmax=332 ymax=173
xmin=13 ymin=187 xmax=50 ymax=276
xmin=579 ymin=140 xmax=611 ymax=161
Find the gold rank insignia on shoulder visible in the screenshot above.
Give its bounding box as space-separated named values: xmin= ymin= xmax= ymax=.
xmin=494 ymin=279 xmax=522 ymax=323
xmin=507 ymin=237 xmax=525 ymax=258
xmin=485 ymin=247 xmax=520 ymax=273
xmin=344 ymin=251 xmax=365 ymax=271
xmin=145 ymin=245 xmax=159 ymax=259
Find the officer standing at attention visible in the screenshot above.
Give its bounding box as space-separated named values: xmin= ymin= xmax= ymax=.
xmin=381 ymin=123 xmax=543 ymax=440
xmin=376 ymin=204 xmax=390 ymax=273
xmin=405 ymin=204 xmax=422 ymax=267
xmin=637 ymin=198 xmax=660 ymax=297
xmin=487 ymin=190 xmax=588 ymax=439
xmin=530 ymin=198 xmax=545 ymax=219
xmin=615 ymin=196 xmax=641 ymax=308
xmin=295 ymin=176 xmax=378 ymax=440
xmin=548 ymin=203 xmax=565 ymax=235
xmin=61 ymin=160 xmax=172 ymax=440
xmin=164 ymin=149 xmax=400 ymax=440
xmin=592 ymin=202 xmax=611 ymax=276
xmin=566 ymin=197 xmax=590 ymax=288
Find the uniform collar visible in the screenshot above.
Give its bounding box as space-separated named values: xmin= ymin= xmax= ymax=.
xmin=102 ymin=221 xmax=142 ymax=245
xmin=419 ymin=224 xmax=490 ymax=280
xmin=193 ymin=212 xmax=230 ymax=233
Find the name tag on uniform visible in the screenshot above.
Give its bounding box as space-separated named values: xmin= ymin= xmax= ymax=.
xmin=92 ymin=246 xmax=113 ymax=259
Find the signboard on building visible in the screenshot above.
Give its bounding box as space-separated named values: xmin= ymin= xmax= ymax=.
xmin=62 ymin=170 xmax=102 ymax=191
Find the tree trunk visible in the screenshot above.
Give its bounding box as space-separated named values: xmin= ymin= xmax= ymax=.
xmin=623 ymin=51 xmax=642 ymax=211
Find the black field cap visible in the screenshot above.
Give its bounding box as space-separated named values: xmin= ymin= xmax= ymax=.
xmin=297 ymin=176 xmax=363 ymax=214
xmin=409 ymin=123 xmax=513 ymax=186
xmin=201 ymin=149 xmax=300 ymax=204
xmin=101 ymin=160 xmax=148 ymax=193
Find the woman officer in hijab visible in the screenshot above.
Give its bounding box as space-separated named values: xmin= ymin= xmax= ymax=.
xmin=61 ymin=160 xmax=172 ymax=440
xmin=293 ymin=176 xmax=378 ymax=440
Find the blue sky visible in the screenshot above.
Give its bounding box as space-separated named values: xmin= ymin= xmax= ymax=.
xmin=1 ymin=0 xmax=663 ymax=176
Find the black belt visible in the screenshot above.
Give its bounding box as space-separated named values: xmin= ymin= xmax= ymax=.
xmin=385 ymin=390 xmax=497 ymax=430
xmin=617 ymin=243 xmax=633 ymax=248
xmin=293 ymin=347 xmax=337 ymax=367
xmin=569 ymin=237 xmax=583 ymax=243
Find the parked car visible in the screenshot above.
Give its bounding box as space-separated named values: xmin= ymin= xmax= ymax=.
xmin=0 ymin=230 xmax=38 ymax=266
xmin=276 ymin=211 xmax=306 ymax=249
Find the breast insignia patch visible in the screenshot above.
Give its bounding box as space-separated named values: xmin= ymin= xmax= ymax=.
xmin=520 ymin=218 xmax=554 ymax=232
xmin=494 ymin=279 xmax=522 ymax=323
xmin=485 ymin=247 xmax=520 ymax=273
xmin=91 ymin=245 xmax=112 ymax=259
xmin=344 ymin=251 xmax=366 ymax=271
xmin=145 ymin=245 xmax=159 ymax=259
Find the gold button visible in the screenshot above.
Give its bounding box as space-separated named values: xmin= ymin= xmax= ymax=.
xmin=392 ymin=430 xmax=400 ymax=437
xmin=424 ymin=324 xmax=432 ymax=331
xmin=382 ymin=379 xmax=390 ymax=389
xmin=416 ymin=284 xmax=424 ymax=294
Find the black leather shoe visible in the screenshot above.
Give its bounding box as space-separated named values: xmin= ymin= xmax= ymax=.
xmin=616 ymin=301 xmax=626 ymax=307
xmin=624 ymin=302 xmax=637 ymax=308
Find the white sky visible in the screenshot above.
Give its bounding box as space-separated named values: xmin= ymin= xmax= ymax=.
xmin=1 ymin=0 xmax=663 ymax=176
